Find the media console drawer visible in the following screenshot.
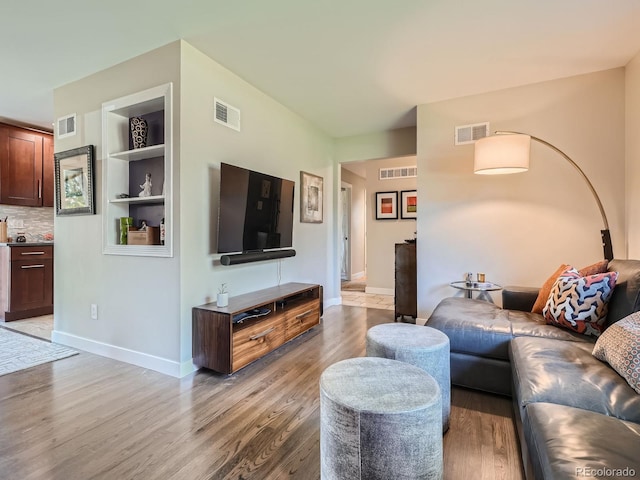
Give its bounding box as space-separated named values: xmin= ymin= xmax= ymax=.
xmin=284 ymin=302 xmax=320 ymax=342
xmin=232 ymin=315 xmax=285 ymax=372
xmin=193 ymin=283 xmax=322 ymax=374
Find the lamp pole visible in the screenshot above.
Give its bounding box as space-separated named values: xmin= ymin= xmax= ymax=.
xmin=495 ymin=131 xmax=613 ymax=261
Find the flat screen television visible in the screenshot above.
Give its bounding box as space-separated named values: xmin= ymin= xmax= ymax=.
xmin=217 ymin=163 xmax=295 ymax=254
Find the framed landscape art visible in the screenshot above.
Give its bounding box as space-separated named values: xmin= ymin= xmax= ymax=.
xmin=375 ymin=191 xmax=398 ymax=220
xmin=300 ymin=171 xmax=323 ymax=223
xmin=54 ymin=145 xmax=95 ymax=216
xmin=400 ymin=190 xmax=417 ymax=219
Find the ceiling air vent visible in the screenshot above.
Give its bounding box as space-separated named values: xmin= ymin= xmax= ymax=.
xmin=379 ymin=166 xmax=417 ymax=180
xmin=214 ymin=97 xmax=241 ymax=132
xmin=56 ymin=113 xmax=77 ymax=139
xmin=455 ymin=122 xmax=489 ymax=145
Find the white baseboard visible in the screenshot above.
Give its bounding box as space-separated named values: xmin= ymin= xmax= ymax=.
xmin=324 ymin=297 xmax=341 ymax=309
xmin=350 ymin=271 xmax=366 ymax=281
xmin=51 ymin=330 xmax=196 ymax=378
xmin=364 ymin=287 xmax=394 ymax=296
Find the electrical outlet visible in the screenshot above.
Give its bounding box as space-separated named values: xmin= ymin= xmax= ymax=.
xmin=91 ymin=304 xmax=98 ymax=320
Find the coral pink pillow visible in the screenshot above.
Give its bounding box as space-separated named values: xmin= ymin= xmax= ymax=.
xmin=543 ymin=268 xmax=618 ymax=337
xmin=577 ymin=260 xmax=609 ymax=277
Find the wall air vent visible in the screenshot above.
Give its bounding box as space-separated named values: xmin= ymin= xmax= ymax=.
xmin=56 ymin=113 xmax=77 ymax=139
xmin=214 ymin=97 xmax=241 ymax=131
xmin=455 ymin=122 xmax=489 ymax=145
xmin=379 ymin=166 xmax=417 ymax=180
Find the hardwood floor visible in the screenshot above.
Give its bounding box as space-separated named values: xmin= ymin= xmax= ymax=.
xmin=0 ymin=305 xmax=523 ymax=480
xmin=0 ymin=314 xmax=53 ymax=340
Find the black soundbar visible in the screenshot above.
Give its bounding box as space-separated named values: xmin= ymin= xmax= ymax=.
xmin=220 ymin=249 xmax=296 ymax=266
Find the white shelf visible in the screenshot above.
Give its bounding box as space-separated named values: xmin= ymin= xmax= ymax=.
xmin=111 ymin=144 xmax=165 ymax=162
xmin=103 ymin=94 xmax=164 ymax=118
xmin=103 ymin=244 xmax=171 ymax=258
xmin=110 ymin=195 xmax=165 ymax=204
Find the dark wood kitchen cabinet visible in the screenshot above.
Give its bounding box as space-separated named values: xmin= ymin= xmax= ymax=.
xmin=0 ymin=244 xmax=54 ymax=321
xmin=42 ymin=135 xmax=55 ymax=207
xmin=0 ymin=123 xmax=54 ymax=207
xmin=395 ymin=242 xmax=417 ymax=321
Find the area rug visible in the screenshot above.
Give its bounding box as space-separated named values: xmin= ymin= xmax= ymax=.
xmin=0 ymin=327 xmax=78 ymax=376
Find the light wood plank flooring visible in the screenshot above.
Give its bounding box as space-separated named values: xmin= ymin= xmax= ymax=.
xmin=0 ymin=305 xmax=523 ymax=480
xmin=1 ymin=314 xmax=53 ymax=340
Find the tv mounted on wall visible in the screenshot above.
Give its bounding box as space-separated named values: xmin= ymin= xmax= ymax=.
xmin=217 ymin=163 xmax=295 ymax=261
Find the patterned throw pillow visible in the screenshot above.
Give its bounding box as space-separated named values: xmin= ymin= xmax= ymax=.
xmin=542 ymin=268 xmax=618 ymax=337
xmin=592 ymin=312 xmax=640 ymax=394
xmin=531 ymin=261 xmax=609 ymax=314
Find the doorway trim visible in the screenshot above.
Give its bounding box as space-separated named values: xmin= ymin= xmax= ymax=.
xmin=340 ymin=181 xmax=352 ymax=281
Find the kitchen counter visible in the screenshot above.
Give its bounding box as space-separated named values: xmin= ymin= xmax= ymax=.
xmin=0 ymin=243 xmax=54 ymax=321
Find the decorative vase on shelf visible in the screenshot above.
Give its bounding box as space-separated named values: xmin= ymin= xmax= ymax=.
xmin=217 ymin=293 xmax=229 ymax=307
xmin=130 ymin=116 xmax=148 ymax=149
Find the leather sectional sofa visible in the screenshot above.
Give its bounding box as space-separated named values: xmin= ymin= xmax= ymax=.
xmin=428 ymin=259 xmax=640 ymax=479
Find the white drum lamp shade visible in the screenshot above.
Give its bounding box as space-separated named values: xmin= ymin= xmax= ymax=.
xmin=474 ymin=134 xmax=530 ymax=175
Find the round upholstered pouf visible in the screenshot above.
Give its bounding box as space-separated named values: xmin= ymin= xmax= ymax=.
xmin=320 ymin=357 xmax=443 ymax=480
xmin=366 ymin=323 xmax=451 ymax=432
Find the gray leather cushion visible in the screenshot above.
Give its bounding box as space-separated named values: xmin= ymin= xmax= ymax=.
xmin=449 ymin=352 xmax=512 ymax=396
xmin=511 ymin=336 xmax=640 ymax=423
xmin=502 ymin=286 xmax=539 ymax=312
xmin=526 ymin=403 xmax=640 ymax=480
xmin=428 ymin=298 xmax=591 ymax=361
xmin=428 ymin=298 xmax=511 ymax=359
xmin=508 ymin=310 xmax=594 ymax=343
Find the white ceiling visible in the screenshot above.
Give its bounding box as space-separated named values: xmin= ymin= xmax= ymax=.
xmin=3 ymin=0 xmax=640 ymax=138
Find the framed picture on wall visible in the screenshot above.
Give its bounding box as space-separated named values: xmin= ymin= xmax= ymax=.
xmin=400 ymin=190 xmax=417 ymax=219
xmin=375 ymin=191 xmax=398 ymax=220
xmin=300 ymin=171 xmax=323 ymax=223
xmin=54 ymin=145 xmax=96 ymax=216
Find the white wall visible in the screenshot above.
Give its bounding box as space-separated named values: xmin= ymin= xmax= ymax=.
xmin=52 ymin=41 xmax=338 ymax=376
xmin=178 ymin=42 xmax=336 ymax=364
xmin=341 ymin=168 xmax=366 ymax=279
xmin=53 ymin=42 xmax=183 ymax=374
xmin=626 ymin=51 xmax=640 ymax=259
xmin=417 ymin=68 xmax=626 ymax=319
xmin=365 ymin=156 xmax=417 ymax=294
xmin=335 ymin=127 xmax=416 ymax=163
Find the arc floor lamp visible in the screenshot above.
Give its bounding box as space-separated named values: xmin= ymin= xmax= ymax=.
xmin=474 ymin=131 xmax=613 ymax=261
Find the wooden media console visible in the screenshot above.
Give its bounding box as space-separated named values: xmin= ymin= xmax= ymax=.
xmin=192 ymin=282 xmax=322 ymax=374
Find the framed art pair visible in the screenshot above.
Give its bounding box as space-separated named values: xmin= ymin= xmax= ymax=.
xmin=375 ymin=190 xmax=416 ymax=220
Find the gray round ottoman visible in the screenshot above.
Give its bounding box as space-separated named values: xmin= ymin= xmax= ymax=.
xmin=320 ymin=357 xmax=443 ymax=480
xmin=366 ymin=323 xmax=451 ymax=432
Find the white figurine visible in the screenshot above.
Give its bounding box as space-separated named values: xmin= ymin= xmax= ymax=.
xmin=139 ymin=173 xmax=152 ymax=197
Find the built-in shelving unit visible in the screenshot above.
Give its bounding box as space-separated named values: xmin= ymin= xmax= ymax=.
xmin=102 ymin=83 xmax=173 ymax=257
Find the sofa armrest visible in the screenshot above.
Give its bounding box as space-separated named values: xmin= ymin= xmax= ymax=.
xmin=502 ymin=286 xmax=540 ymax=312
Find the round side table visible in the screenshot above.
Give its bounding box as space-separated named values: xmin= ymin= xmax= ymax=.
xmin=450 ymin=280 xmax=502 ymax=302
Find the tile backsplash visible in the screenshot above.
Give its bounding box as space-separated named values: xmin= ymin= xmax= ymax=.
xmin=0 ymin=205 xmax=54 ymax=242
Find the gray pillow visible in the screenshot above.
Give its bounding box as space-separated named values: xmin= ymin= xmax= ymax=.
xmin=592 ymin=312 xmax=640 ymax=394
